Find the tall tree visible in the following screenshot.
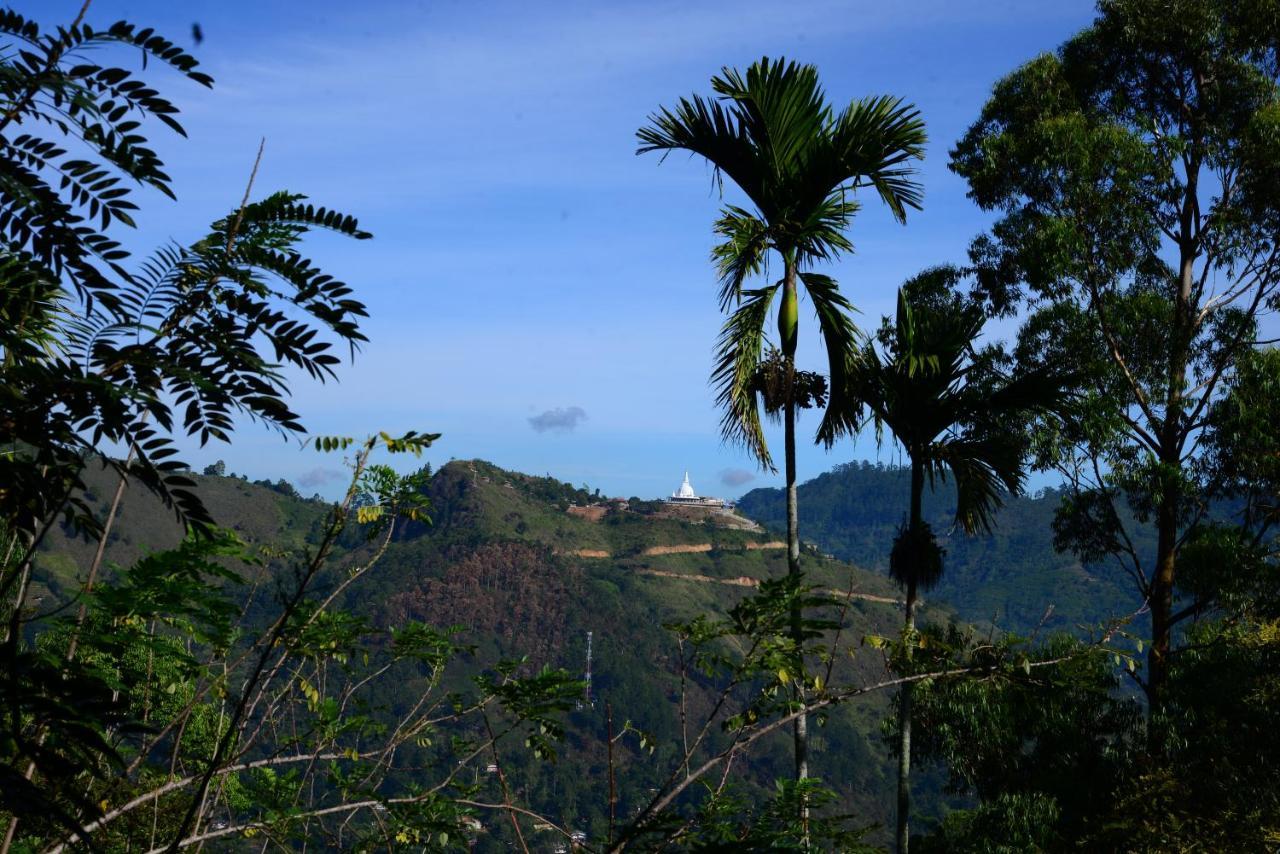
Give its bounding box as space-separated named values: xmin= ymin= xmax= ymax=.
xmin=845 ymin=268 xmax=1069 ymax=853
xmin=951 ymin=0 xmax=1280 ymax=727
xmin=637 ymin=56 xmax=926 ymax=784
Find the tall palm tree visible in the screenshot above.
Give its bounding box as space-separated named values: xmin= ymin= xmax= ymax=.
xmin=846 ymin=268 xmax=1072 ymax=853
xmin=637 ymin=57 xmax=926 ymax=785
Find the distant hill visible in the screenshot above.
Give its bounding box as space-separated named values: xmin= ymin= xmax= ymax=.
xmin=736 ymin=461 xmax=1149 ymax=636
xmin=35 ymin=457 xmax=948 ymax=845
xmin=30 ymin=459 xmax=330 ymax=606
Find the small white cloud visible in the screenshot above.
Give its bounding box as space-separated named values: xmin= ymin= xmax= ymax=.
xmin=720 ymin=468 xmax=756 ymax=488
xmin=528 ymin=406 xmax=588 ymax=434
xmin=297 ymin=467 xmax=346 ymax=488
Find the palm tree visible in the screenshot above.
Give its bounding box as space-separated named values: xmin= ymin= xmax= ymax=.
xmin=846 ymin=268 xmax=1072 ymax=853
xmin=637 ymin=57 xmax=926 ymax=785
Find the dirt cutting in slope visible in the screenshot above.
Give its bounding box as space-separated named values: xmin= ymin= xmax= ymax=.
xmin=632 ymin=567 xmax=903 ymax=605
xmin=567 ymin=541 xmax=786 ymax=559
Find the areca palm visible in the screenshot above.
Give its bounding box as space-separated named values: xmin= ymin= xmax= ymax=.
xmin=637 ymin=57 xmax=926 ymax=784
xmin=847 ymin=268 xmax=1072 ymax=853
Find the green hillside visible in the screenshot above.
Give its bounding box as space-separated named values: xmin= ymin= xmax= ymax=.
xmin=30 ymin=460 xmax=330 ymax=607
xmin=737 ymin=461 xmax=1149 ymax=636
xmin=34 ymin=458 xmax=948 ymax=847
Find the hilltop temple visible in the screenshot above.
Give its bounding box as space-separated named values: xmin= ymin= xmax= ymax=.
xmin=665 ymin=471 xmax=726 ymax=508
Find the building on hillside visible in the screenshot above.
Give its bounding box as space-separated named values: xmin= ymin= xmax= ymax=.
xmin=665 ymin=471 xmax=728 ymax=508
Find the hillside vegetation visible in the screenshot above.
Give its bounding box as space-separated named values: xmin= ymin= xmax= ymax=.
xmin=737 ymin=461 xmax=1147 ymax=635
xmin=35 ymin=458 xmax=945 ymax=844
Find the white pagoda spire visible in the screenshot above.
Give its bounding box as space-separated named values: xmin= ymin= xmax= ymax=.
xmin=665 ymin=469 xmax=727 ymax=508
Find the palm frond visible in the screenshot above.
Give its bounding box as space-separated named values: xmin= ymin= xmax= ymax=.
xmin=636 ymin=93 xmax=764 ymax=207
xmin=711 ymin=57 xmax=829 ymax=191
xmin=829 ymin=95 xmax=927 ymax=222
xmin=845 ymin=274 xmax=1051 ymax=539
xmin=640 ymin=60 xmax=928 ymax=472
xmin=967 ymin=365 xmax=1078 ymax=422
xmin=711 ymin=285 xmax=779 ymax=470
xmin=794 ymin=193 xmax=859 ymax=262
xmin=891 ymin=283 xmax=983 ymax=384
xmin=892 ymin=289 xmax=940 ymax=378
xmin=927 ymin=433 xmax=1025 ymax=534
xmin=711 ymin=206 xmax=770 ymax=309
xmin=800 ymin=272 xmax=864 ymax=446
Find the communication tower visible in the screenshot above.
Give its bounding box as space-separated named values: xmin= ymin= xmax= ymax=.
xmin=584 ymin=631 xmax=593 ymax=708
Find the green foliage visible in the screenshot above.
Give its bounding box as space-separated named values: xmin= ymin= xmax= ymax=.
xmin=1 ymin=438 xmax=605 ymax=852
xmin=908 ymin=603 xmax=1280 ymax=853
xmin=0 ymin=10 xmax=385 ymax=838
xmin=918 ymin=792 xmax=1061 ymax=854
xmin=847 ymin=272 xmax=1073 ymax=541
xmin=640 ymin=55 xmax=929 ymax=806
xmin=15 ymin=449 xmax=929 ymax=849
xmin=683 ymin=779 xmax=877 ymax=852
xmin=0 ymin=13 xmax=374 ymax=559
xmin=1202 ymin=346 xmax=1280 ymax=533
xmin=950 ymin=0 xmax=1280 ymax=712
xmin=905 ymin=627 xmax=1141 ymax=843
xmin=12 ymin=3 xmax=1280 ymax=848
xmin=0 ymin=541 xmax=236 ymax=829
xmin=1132 ymin=617 xmax=1280 ymax=849
xmin=736 ymin=462 xmax=1144 ymax=634
xmin=669 ymin=573 xmax=840 ymax=723
xmin=93 ymin=530 xmax=251 ymax=650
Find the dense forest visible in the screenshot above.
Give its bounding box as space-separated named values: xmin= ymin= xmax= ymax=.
xmin=737 ymin=463 xmax=1145 ymax=636
xmin=3 ymin=1 xmax=1280 ymax=852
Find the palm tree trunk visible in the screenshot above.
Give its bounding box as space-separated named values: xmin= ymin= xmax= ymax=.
xmin=896 ymin=458 xmax=923 ymax=854
xmin=785 ymin=390 xmax=807 ymax=783
xmin=779 ymin=258 xmax=809 ymax=844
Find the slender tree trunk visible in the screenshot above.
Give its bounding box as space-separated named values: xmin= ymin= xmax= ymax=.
xmin=66 ymin=465 xmax=129 ymax=663
xmin=896 ymin=458 xmax=923 ymax=854
xmin=1146 ymin=183 xmax=1196 ymax=743
xmin=779 ymin=257 xmax=808 ymax=844
xmin=1148 ymin=501 xmax=1176 ymax=738
xmin=1146 ymin=427 xmax=1181 ymax=753
xmin=785 ymin=388 xmax=807 ymax=783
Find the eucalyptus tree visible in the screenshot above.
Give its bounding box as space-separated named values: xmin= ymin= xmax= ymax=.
xmin=845 ymin=268 xmax=1071 ymax=853
xmin=637 ymin=57 xmax=926 ymax=782
xmin=950 ymin=0 xmax=1280 ymax=727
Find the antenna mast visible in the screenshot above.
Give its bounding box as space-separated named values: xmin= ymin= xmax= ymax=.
xmin=584 ymin=631 xmax=594 ymax=708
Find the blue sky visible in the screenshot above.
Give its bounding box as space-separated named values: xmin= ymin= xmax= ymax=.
xmin=35 ymin=0 xmax=1097 ymax=499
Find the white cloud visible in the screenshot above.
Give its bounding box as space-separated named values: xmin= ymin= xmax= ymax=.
xmin=720 ymin=467 xmax=756 ymax=487
xmin=529 ymin=406 xmax=588 ymax=434
xmin=297 ymin=466 xmax=346 ymax=488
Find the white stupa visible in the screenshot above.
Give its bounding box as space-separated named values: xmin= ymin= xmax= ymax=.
xmin=666 ymin=471 xmax=725 ymax=507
